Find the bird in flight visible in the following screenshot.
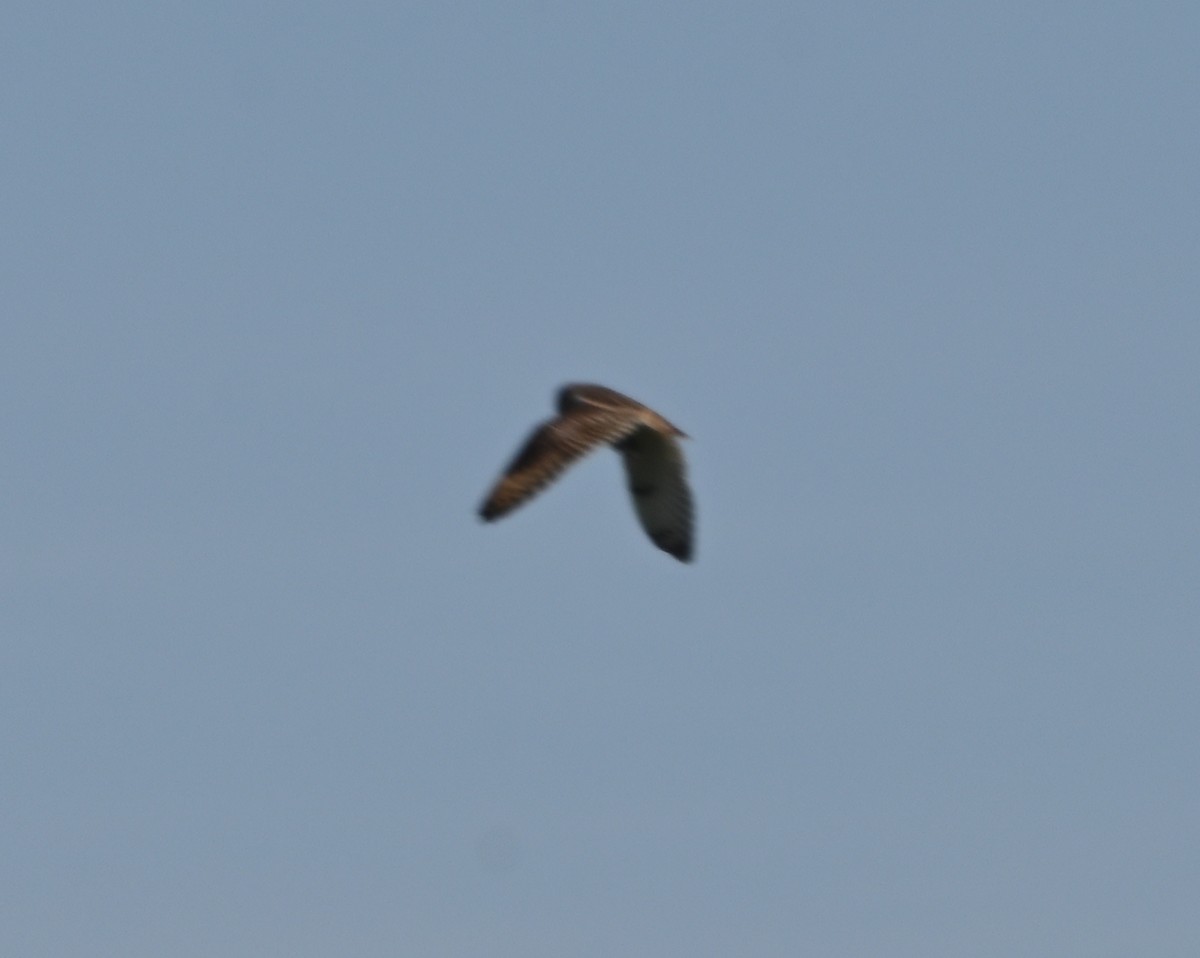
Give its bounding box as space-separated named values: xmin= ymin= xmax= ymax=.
xmin=478 ymin=383 xmax=695 ymax=562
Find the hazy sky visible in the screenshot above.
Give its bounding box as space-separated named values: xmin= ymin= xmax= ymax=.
xmin=5 ymin=3 xmax=1198 ymax=956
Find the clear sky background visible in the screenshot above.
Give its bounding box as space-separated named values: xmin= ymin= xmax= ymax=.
xmin=4 ymin=3 xmax=1198 ymax=956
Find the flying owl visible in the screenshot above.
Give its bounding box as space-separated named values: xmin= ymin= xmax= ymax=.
xmin=478 ymin=384 xmax=695 ymax=562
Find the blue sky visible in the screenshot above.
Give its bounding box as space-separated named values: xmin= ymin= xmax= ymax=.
xmin=4 ymin=2 xmax=1198 ymax=955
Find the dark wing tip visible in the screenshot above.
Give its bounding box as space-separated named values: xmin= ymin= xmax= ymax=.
xmin=479 ymin=490 xmax=518 ymax=522
xmin=478 ymin=481 xmax=517 ymax=521
xmin=650 ymin=530 xmax=693 ymax=563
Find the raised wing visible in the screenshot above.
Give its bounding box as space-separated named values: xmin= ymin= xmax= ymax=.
xmin=479 ymin=410 xmax=640 ymax=521
xmin=618 ymin=427 xmax=694 ymax=562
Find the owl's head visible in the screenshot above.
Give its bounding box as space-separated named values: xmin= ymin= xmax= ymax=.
xmin=556 ymin=384 xmax=583 ymax=413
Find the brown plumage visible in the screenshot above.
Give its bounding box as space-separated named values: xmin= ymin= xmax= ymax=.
xmin=478 ymin=384 xmax=695 ymax=562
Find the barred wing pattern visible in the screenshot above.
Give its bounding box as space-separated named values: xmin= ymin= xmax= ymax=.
xmin=478 ymin=411 xmax=640 ymax=521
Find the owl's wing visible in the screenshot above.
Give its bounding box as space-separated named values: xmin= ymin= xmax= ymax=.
xmin=479 ymin=409 xmax=641 ymax=521
xmin=618 ymin=428 xmax=694 ymax=562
